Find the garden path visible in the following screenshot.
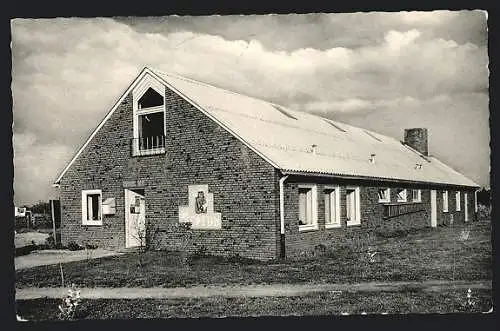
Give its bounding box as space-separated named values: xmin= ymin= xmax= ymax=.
xmin=15 ymin=279 xmax=491 ymax=300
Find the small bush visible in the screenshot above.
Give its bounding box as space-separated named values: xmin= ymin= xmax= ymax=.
xmin=45 ymin=234 xmax=56 ymax=248
xmin=84 ymin=243 xmax=98 ymax=250
xmin=67 ymin=242 xmax=84 ymax=251
xmin=477 ymin=204 xmax=491 ymax=221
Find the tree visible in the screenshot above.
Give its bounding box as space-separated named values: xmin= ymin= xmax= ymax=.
xmin=30 ymin=201 xmax=50 ymax=214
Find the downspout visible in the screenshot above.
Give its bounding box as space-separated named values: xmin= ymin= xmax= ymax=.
xmin=474 ymin=189 xmax=479 ymax=221
xmin=279 ymin=175 xmax=289 ymax=259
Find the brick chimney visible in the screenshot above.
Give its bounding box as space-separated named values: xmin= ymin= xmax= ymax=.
xmin=404 ymin=128 xmax=428 ymax=156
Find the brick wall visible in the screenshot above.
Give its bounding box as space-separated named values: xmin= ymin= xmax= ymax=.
xmin=60 ymin=80 xmax=279 ymax=260
xmin=435 ymin=188 xmax=475 ymax=225
xmin=282 ymin=176 xmax=476 ymax=258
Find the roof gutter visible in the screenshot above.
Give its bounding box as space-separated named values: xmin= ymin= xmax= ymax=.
xmin=280 ymin=170 xmax=480 ymax=189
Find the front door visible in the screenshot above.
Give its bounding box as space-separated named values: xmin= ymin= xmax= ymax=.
xmin=430 ymin=189 xmax=437 ymax=227
xmin=125 ymin=188 xmax=146 ymax=248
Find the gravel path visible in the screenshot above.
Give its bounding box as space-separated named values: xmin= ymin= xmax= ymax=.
xmin=15 ymin=280 xmax=491 ymax=300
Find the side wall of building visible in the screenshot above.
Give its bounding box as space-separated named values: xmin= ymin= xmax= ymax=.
xmin=59 ymin=83 xmax=279 ymax=260
xmin=282 ymin=176 xmax=476 ymax=258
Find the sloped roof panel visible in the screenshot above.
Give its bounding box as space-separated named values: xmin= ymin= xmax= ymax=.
xmin=152 ymin=68 xmax=479 ymax=188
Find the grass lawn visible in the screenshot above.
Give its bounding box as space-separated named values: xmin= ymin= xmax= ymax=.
xmin=15 ymin=289 xmax=493 ymax=320
xmin=15 ymin=220 xmax=492 ymax=288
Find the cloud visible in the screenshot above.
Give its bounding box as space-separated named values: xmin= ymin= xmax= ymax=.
xmin=11 ymin=13 xmax=489 ymax=203
xmin=13 ymin=132 xmax=73 ymax=204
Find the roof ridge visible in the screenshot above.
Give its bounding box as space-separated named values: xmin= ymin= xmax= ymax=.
xmin=150 ymin=67 xmax=273 ymax=104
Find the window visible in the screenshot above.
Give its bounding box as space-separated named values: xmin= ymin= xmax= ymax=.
xmin=412 ymin=189 xmax=422 ymax=202
xmin=324 ymin=186 xmax=340 ymax=228
xmin=378 ymin=188 xmax=390 ymax=203
xmin=346 ymin=187 xmax=361 ymax=226
xmin=132 ymin=84 xmax=166 ymax=156
xmin=443 ymin=190 xmax=449 ymax=212
xmin=456 ymin=191 xmax=461 ymax=211
xmin=82 ymin=189 xmax=102 ymax=225
xmin=396 ymin=189 xmax=407 ymax=202
xmin=298 ymin=184 xmax=318 ymax=231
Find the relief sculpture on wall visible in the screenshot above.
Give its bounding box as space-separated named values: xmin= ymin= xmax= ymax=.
xmin=179 ymin=184 xmax=222 ymax=229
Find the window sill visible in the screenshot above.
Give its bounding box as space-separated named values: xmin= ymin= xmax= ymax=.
xmin=396 ymin=200 xmax=407 ymax=203
xmin=346 ymin=220 xmax=361 ymax=227
xmin=379 ymin=200 xmax=390 ymax=203
xmin=132 ymin=147 xmax=166 ymax=157
xmin=299 ymin=225 xmax=319 ymax=232
xmin=325 ymin=223 xmax=342 ymax=229
xmin=82 ymin=220 xmax=103 ymax=226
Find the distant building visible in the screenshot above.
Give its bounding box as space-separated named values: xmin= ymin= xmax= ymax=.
xmin=53 ymin=67 xmax=480 ymax=260
xmin=14 ymin=207 xmax=26 ymax=218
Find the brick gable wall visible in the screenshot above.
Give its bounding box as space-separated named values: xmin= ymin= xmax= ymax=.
xmin=59 ymin=85 xmax=279 ymax=260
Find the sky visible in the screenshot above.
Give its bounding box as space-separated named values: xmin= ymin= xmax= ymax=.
xmin=11 ymin=11 xmax=489 ymax=205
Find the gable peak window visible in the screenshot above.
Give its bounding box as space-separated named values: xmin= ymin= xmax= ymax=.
xmin=132 ymin=79 xmax=166 ymax=156
xmin=378 ymin=188 xmax=390 ymax=203
xmin=138 ymin=88 xmax=164 ymax=109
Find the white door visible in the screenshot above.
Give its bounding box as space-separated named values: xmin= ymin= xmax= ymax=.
xmin=125 ymin=189 xmax=146 ymax=248
xmin=430 ymin=190 xmax=437 ymax=228
xmin=464 ymin=192 xmax=469 ymax=222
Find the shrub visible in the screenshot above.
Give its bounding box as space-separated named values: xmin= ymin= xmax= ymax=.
xmin=477 ymin=204 xmax=491 ymax=221
xmin=84 ymin=243 xmax=98 ymax=250
xmin=58 ymin=284 xmax=81 ymax=320
xmin=67 ymin=241 xmax=84 ymax=251
xmin=191 ymin=245 xmax=208 ymax=259
xmin=45 ymin=234 xmax=56 ymax=249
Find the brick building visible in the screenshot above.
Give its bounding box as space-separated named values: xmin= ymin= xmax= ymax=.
xmin=53 ymin=67 xmax=480 ymax=260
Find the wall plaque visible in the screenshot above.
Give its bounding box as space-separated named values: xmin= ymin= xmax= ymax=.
xmin=179 ymin=184 xmax=222 ymax=229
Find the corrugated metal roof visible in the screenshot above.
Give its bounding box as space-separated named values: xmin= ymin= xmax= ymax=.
xmin=152 ymin=68 xmax=479 ymax=188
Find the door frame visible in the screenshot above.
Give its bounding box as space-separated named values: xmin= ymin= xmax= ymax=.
xmin=124 ymin=188 xmax=146 ymax=248
xmin=430 ymin=189 xmax=437 ymax=227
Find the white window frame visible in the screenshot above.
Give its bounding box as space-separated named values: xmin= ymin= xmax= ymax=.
xmin=456 ymin=191 xmax=461 ymax=211
xmin=132 ymin=74 xmax=167 ymax=156
xmin=82 ymin=189 xmax=103 ymax=225
xmin=345 ymin=186 xmax=361 ymax=226
xmin=396 ymin=189 xmax=407 ymax=202
xmin=324 ymin=185 xmax=341 ymax=228
xmin=298 ymin=184 xmax=318 ymax=232
xmin=411 ymin=189 xmax=422 ymax=202
xmin=443 ymin=190 xmax=449 ymax=212
xmin=378 ymin=188 xmax=391 ymax=203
